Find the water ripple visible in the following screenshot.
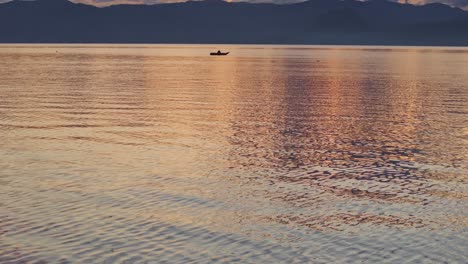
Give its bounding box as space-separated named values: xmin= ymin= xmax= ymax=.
xmin=1 ymin=44 xmax=467 ymax=263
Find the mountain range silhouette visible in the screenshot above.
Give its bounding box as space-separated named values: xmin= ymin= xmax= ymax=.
xmin=1 ymin=0 xmax=467 ymax=45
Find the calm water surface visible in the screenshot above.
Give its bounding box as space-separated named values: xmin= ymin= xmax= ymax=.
xmin=0 ymin=44 xmax=467 ymax=263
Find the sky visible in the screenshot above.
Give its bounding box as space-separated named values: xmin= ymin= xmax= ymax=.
xmin=2 ymin=0 xmax=467 ymax=10
xmin=80 ymin=0 xmax=468 ymax=10
xmin=398 ymin=0 xmax=468 ymax=10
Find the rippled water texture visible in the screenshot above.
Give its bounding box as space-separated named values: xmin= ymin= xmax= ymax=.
xmin=0 ymin=45 xmax=467 ymax=263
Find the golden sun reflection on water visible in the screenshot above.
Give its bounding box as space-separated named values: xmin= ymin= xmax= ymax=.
xmin=0 ymin=45 xmax=467 ymax=263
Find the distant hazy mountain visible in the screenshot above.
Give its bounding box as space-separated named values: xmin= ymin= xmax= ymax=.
xmin=1 ymin=0 xmax=467 ymax=45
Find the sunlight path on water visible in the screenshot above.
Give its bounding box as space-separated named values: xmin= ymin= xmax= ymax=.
xmin=0 ymin=44 xmax=467 ymax=263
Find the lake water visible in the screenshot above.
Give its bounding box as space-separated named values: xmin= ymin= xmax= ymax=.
xmin=0 ymin=44 xmax=467 ymax=263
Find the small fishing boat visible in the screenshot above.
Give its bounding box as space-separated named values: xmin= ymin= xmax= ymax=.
xmin=210 ymin=50 xmax=229 ymax=56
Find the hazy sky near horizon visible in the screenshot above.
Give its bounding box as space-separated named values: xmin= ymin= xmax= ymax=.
xmin=1 ymin=0 xmax=467 ymax=10
xmin=87 ymin=0 xmax=468 ymax=10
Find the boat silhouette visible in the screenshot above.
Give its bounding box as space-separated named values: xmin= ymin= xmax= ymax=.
xmin=210 ymin=50 xmax=229 ymax=56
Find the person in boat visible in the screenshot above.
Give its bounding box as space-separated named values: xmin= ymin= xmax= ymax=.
xmin=217 ymin=50 xmax=221 ymax=54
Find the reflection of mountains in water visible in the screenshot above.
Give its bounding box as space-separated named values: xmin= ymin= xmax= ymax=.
xmin=1 ymin=0 xmax=468 ymax=45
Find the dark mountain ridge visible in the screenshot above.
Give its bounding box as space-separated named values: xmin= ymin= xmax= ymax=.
xmin=0 ymin=0 xmax=467 ymax=45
